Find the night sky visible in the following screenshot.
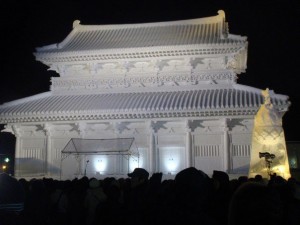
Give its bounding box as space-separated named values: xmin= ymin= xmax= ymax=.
xmin=0 ymin=0 xmax=299 ymax=155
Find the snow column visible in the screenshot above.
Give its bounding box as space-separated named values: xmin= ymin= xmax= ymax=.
xmin=185 ymin=124 xmax=192 ymax=168
xmin=223 ymin=119 xmax=230 ymax=173
xmin=12 ymin=125 xmax=21 ymax=177
xmin=44 ymin=124 xmax=52 ymax=176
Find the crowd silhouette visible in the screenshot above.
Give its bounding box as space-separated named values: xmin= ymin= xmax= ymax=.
xmin=0 ymin=167 xmax=300 ymax=225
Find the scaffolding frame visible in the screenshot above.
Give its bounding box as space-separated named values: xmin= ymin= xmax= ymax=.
xmin=60 ymin=137 xmax=139 ymax=179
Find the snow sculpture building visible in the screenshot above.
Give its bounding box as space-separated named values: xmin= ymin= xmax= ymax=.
xmin=0 ymin=10 xmax=290 ymax=179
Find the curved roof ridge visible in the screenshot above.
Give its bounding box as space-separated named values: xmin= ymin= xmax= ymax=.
xmin=0 ymin=88 xmax=290 ymax=123
xmin=36 ymin=10 xmax=228 ymax=52
xmin=232 ymin=84 xmax=289 ymax=100
xmin=0 ymin=92 xmax=51 ymax=108
xmin=73 ymin=10 xmax=225 ymax=31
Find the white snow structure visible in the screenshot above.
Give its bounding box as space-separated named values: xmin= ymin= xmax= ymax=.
xmin=0 ymin=10 xmax=290 ymax=179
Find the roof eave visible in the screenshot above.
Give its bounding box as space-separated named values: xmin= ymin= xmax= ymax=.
xmin=35 ymin=41 xmax=247 ymax=64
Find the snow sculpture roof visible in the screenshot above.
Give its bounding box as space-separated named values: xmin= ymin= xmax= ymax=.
xmin=0 ymin=10 xmax=289 ymax=124
xmin=0 ymin=85 xmax=289 ymax=123
xmin=36 ymin=10 xmax=244 ymax=53
xmin=34 ymin=10 xmax=247 ymax=73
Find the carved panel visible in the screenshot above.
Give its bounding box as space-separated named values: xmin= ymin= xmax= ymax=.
xmin=22 ymin=148 xmax=44 ymax=159
xmin=194 ymin=145 xmax=220 ymax=157
xmin=231 ymin=145 xmax=251 ymax=157
xmin=51 ymin=71 xmax=236 ymax=92
xmin=193 ymin=57 xmax=226 ymax=70
xmin=226 ymin=48 xmax=247 ymax=74
xmin=194 ymin=144 xmax=224 ymax=174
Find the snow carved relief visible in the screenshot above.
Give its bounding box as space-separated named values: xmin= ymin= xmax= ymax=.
xmin=51 ymin=72 xmax=236 ymax=91
xmin=50 ymin=56 xmax=230 ymax=77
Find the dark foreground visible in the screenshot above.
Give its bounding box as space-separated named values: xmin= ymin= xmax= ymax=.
xmin=0 ymin=167 xmax=300 ymax=225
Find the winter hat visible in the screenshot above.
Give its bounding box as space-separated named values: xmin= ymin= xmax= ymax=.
xmin=128 ymin=168 xmax=149 ymax=179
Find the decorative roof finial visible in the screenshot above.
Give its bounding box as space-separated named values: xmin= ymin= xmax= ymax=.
xmin=217 ymin=10 xmax=228 ymax=38
xmin=73 ymin=20 xmax=81 ymax=29
xmin=262 ymin=88 xmax=271 ymax=105
xmin=217 ymin=10 xmax=225 ymax=19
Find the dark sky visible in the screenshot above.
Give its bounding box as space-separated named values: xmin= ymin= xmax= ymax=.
xmin=0 ymin=0 xmax=299 ymax=154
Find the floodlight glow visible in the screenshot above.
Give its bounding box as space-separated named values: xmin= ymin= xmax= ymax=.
xmin=165 ymin=157 xmax=179 ymax=172
xmin=2 ymin=165 xmax=6 ymax=170
xmin=272 ymin=165 xmax=288 ymax=177
xmin=94 ymin=157 xmax=107 ymax=172
xmin=160 ymin=147 xmax=182 ymax=174
xmin=4 ymin=157 xmax=9 ymax=163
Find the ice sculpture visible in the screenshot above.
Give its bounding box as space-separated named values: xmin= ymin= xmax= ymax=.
xmin=249 ymin=89 xmax=291 ymax=179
